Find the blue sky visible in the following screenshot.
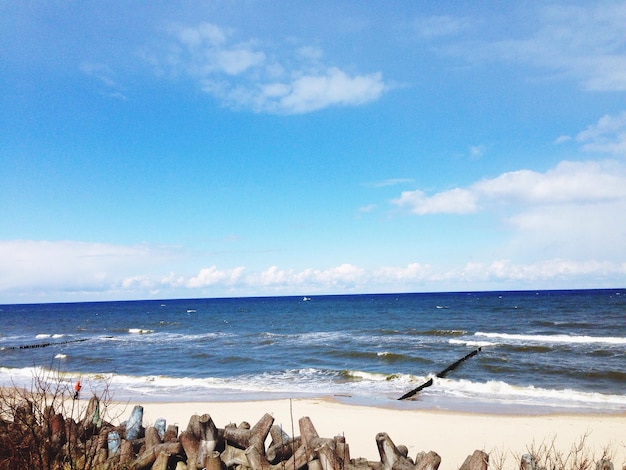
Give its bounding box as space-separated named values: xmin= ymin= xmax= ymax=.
xmin=2 ymin=1 xmax=626 ymax=303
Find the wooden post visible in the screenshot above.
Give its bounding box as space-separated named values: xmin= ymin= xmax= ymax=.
xmin=335 ymin=435 xmax=350 ymax=464
xmin=414 ymin=451 xmax=441 ymax=470
xmin=245 ymin=444 xmax=266 ymax=470
xmin=164 ymin=424 xmax=179 ymax=442
xmin=520 ymin=454 xmax=536 ymax=470
xmin=376 ymin=432 xmax=415 ymax=470
xmin=119 ymin=439 xmax=134 ymax=466
xmin=50 ymin=412 xmax=66 ymax=446
xmin=399 ymin=348 xmax=481 ymax=400
xmin=133 ymin=441 xmax=181 ymax=470
xmin=270 ymin=424 xmax=290 ymax=446
xmin=282 ymin=442 xmax=311 ymax=470
xmin=152 ymin=450 xmax=171 ymax=470
xmin=126 ymin=405 xmax=144 ymax=440
xmin=107 ymin=430 xmax=121 ymax=456
xmin=224 ymin=413 xmax=274 ymax=449
xmin=196 ymin=414 xmax=219 ymax=468
xmin=221 ymin=444 xmax=249 ymax=468
xmin=316 ymin=441 xmax=341 ymax=470
xmin=154 ymin=418 xmax=167 ymax=440
xmin=459 ymin=450 xmax=489 ymax=470
xmin=179 ymin=430 xmax=200 ymax=469
xmin=299 ymin=416 xmax=319 ymax=447
xmin=204 ymin=450 xmax=223 ymax=470
xmin=267 ymin=436 xmax=302 ymax=463
xmin=79 ymin=396 xmax=101 ymax=436
xmin=145 ymin=426 xmax=162 ymax=450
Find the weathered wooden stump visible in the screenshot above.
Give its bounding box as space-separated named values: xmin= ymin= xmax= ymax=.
xmin=164 ymin=424 xmax=179 ymax=442
xmin=126 ymin=405 xmax=144 ymax=440
xmin=146 ymin=426 xmax=162 ymax=450
xmin=205 ymin=449 xmax=223 ymax=470
xmin=415 ymin=450 xmax=441 ymax=470
xmin=376 ymin=432 xmax=415 ymax=470
xmin=460 ymin=450 xmax=489 ymax=470
xmin=520 ymin=453 xmax=536 ymax=470
xmin=134 ymin=441 xmax=182 ymax=470
xmin=155 ymin=417 xmax=167 ymax=440
xmin=107 ymin=430 xmax=121 ymax=456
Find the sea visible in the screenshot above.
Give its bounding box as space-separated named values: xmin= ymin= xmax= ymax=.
xmin=1 ymin=289 xmax=625 ymax=414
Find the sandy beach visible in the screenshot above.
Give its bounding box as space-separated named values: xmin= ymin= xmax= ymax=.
xmin=106 ymin=397 xmax=626 ymax=470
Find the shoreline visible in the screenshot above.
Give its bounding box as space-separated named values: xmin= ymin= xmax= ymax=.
xmin=105 ymin=395 xmax=626 ymax=470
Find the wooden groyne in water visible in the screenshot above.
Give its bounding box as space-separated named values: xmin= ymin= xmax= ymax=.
xmin=398 ymin=348 xmax=482 ymax=400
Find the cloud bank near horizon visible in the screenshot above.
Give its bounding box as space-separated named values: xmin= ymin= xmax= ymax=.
xmin=3 ymin=151 xmax=626 ymax=303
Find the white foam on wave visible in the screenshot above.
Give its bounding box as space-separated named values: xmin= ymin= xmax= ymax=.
xmin=128 ymin=328 xmax=154 ymax=334
xmin=55 ymin=354 xmax=67 ymax=359
xmin=3 ymin=365 xmax=623 ymax=412
xmin=448 ymin=339 xmax=495 ymax=348
xmin=434 ymin=377 xmax=626 ymax=408
xmin=475 ymin=332 xmax=626 ymax=345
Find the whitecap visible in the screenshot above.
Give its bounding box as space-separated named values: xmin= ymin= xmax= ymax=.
xmin=128 ymin=328 xmax=154 ymax=334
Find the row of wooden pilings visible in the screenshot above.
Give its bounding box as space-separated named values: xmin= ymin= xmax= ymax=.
xmin=103 ymin=401 xmax=620 ymax=470
xmin=4 ymin=394 xmax=619 ymax=470
xmin=110 ymin=402 xmax=455 ymax=470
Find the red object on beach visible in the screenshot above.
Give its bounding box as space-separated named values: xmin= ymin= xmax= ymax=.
xmin=73 ymin=380 xmax=82 ymax=399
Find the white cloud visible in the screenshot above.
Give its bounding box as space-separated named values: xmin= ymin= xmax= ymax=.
xmin=374 ymin=263 xmax=432 ymax=282
xmin=1 ymin=239 xmax=624 ymax=303
xmin=270 ymin=68 xmax=385 ymax=114
xmin=187 ymin=266 xmax=245 ymax=288
xmin=438 ymin=4 xmax=626 ymax=92
xmin=0 ymin=240 xmax=180 ymax=297
xmin=392 ymin=188 xmax=477 ymax=214
xmin=80 ymin=62 xmax=128 ymax=100
xmin=453 ymin=259 xmax=623 ymax=284
xmin=247 ymin=264 xmax=366 ymax=289
xmin=392 ymin=159 xmax=626 ymax=263
xmin=576 ymin=111 xmax=626 ymax=155
xmin=151 ymin=22 xmax=386 ymax=114
xmin=475 ymin=161 xmax=626 ymax=204
xmin=412 ymin=15 xmax=472 ymax=39
xmin=395 ymin=160 xmax=626 ymax=214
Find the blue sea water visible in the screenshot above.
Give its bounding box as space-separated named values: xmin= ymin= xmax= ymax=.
xmin=1 ymin=289 xmax=625 ymax=414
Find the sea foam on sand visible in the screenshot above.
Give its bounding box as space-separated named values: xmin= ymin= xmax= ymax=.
xmin=108 ymin=397 xmax=626 ymax=470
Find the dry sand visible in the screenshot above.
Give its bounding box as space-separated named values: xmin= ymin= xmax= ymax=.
xmin=108 ymin=397 xmax=626 ymax=470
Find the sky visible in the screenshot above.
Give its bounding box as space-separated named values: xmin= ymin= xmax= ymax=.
xmin=2 ymin=1 xmax=626 ymax=303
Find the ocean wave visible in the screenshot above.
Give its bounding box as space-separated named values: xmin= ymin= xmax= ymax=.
xmin=422 ymin=329 xmax=466 ymax=337
xmin=434 ymin=377 xmax=626 ymax=408
xmin=3 ymin=365 xmax=624 ymax=411
xmin=35 ymin=333 xmax=65 ymax=339
xmin=475 ymin=332 xmax=626 ymax=345
xmin=97 ymin=331 xmax=232 ymax=344
xmin=128 ymin=328 xmax=154 ymax=334
xmin=448 ymin=339 xmax=495 ymax=348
